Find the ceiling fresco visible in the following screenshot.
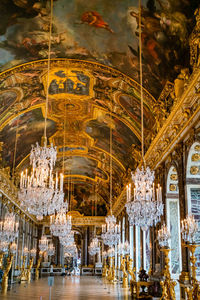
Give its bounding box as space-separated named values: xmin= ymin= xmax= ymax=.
xmin=0 ymin=0 xmax=199 ymax=217
xmin=0 ymin=0 xmax=199 ymax=98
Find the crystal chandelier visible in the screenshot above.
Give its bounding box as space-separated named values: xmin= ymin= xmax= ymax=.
xmin=10 ymin=242 xmax=17 ymax=254
xmin=23 ymin=247 xmax=29 ymax=256
xmin=39 ymin=235 xmax=48 ymax=252
xmin=0 ymin=241 xmax=9 ymax=252
xmin=50 ymin=207 xmax=72 ymax=238
xmin=18 ymin=0 xmax=64 ymax=221
xmin=157 ymin=224 xmax=171 ymax=248
xmin=118 ymin=241 xmax=130 ymax=256
xmin=88 ymin=237 xmax=100 ymax=256
xmin=60 ymin=231 xmax=74 ymax=247
xmin=126 ymin=169 xmax=164 ymax=231
xmin=181 ymin=215 xmax=198 ymax=244
xmin=30 ymin=248 xmax=37 ymax=258
xmin=101 ymin=215 xmax=120 ymax=247
xmin=125 ymin=0 xmax=163 ymax=232
xmin=19 ymin=143 xmax=64 ymax=220
xmin=47 ymin=243 xmax=55 ymax=257
xmin=0 ymin=211 xmax=19 ymax=243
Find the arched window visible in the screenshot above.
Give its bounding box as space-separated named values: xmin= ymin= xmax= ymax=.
xmin=166 ymin=166 xmax=182 ymax=278
xmin=186 ymin=142 xmax=200 ymax=279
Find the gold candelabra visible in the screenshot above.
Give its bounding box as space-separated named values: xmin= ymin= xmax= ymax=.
xmin=183 ymin=244 xmax=200 ymax=300
xmin=1 ymin=254 xmax=14 ymax=295
xmin=107 ymin=257 xmax=112 ymax=281
xmin=120 ymin=255 xmax=128 ymax=288
xmin=0 ymin=252 xmax=4 ymax=269
xmin=160 ymin=248 xmax=176 ymax=300
xmin=102 ymin=257 xmax=107 ymax=277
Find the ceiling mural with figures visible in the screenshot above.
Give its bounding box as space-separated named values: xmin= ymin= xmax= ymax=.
xmin=0 ymin=0 xmax=199 ymax=217
xmin=0 ymin=0 xmax=199 ymax=98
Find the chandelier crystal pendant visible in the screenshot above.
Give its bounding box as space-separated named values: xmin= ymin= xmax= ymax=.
xmin=39 ymin=235 xmax=49 ymax=252
xmin=50 ymin=207 xmax=72 ymax=238
xmin=125 ymin=0 xmax=163 ymax=231
xmin=0 ymin=212 xmax=19 ymax=243
xmin=101 ymin=215 xmax=120 ymax=247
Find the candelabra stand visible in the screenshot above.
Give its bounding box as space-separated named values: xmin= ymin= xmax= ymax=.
xmin=183 ymin=244 xmax=200 ymax=300
xmin=102 ymin=257 xmax=107 ymax=277
xmin=35 ymin=257 xmax=42 ymax=280
xmin=1 ymin=254 xmax=14 ymax=295
xmin=107 ymin=257 xmax=112 ymax=281
xmin=0 ymin=252 xmax=4 ymax=269
xmin=27 ymin=257 xmax=34 ymax=283
xmin=120 ymin=255 xmax=128 ymax=288
xmin=160 ymin=248 xmax=176 ymax=300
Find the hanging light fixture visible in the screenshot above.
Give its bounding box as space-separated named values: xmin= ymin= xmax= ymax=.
xmin=118 ymin=241 xmax=130 ymax=256
xmin=39 ymin=235 xmax=48 ymax=252
xmin=0 ymin=211 xmax=19 ymax=244
xmin=0 ymin=241 xmax=9 ymax=253
xmin=30 ymin=248 xmax=37 ymax=258
xmin=101 ymin=96 xmax=120 ymax=247
xmin=157 ymin=224 xmax=171 ymax=248
xmin=18 ymin=0 xmax=64 ymax=221
xmin=88 ymin=237 xmax=100 ymax=256
xmin=50 ymin=207 xmax=72 ymax=237
xmin=181 ymin=215 xmax=198 ymax=244
xmin=60 ymin=231 xmax=74 ymax=247
xmin=125 ymin=0 xmax=163 ymax=231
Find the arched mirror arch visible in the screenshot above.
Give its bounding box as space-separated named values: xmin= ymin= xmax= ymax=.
xmin=186 ymin=142 xmax=200 ymax=279
xmin=166 ymin=165 xmax=182 ymax=278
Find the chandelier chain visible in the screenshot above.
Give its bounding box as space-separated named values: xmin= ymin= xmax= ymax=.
xmin=139 ymin=0 xmax=144 ymax=162
xmin=44 ymin=0 xmax=53 ymax=140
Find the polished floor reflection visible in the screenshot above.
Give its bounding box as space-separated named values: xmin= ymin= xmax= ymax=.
xmin=1 ymin=276 xmax=131 ymax=300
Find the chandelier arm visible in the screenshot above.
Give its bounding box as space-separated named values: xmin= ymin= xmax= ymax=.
xmin=44 ymin=0 xmax=53 ymax=141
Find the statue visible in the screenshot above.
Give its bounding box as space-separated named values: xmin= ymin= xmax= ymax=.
xmin=27 ymin=257 xmax=34 ymax=283
xmin=174 ymin=68 xmax=190 ymax=99
xmin=189 ymin=7 xmax=200 ymax=68
xmin=127 ymin=258 xmax=136 ymax=282
xmin=120 ymin=256 xmax=128 ymax=288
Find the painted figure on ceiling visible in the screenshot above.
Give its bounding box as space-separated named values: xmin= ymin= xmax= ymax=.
xmin=81 ymin=11 xmax=114 ymax=33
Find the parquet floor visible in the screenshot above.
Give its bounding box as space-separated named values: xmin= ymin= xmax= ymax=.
xmin=1 ymin=276 xmax=131 ymax=300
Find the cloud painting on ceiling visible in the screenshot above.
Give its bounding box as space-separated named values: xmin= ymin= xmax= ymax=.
xmin=0 ymin=108 xmax=57 ymax=168
xmin=0 ymin=0 xmax=199 ymax=97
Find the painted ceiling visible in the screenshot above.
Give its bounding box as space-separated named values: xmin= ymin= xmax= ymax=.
xmin=0 ymin=0 xmax=199 ymax=216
